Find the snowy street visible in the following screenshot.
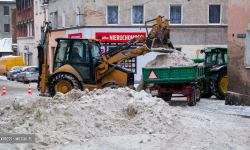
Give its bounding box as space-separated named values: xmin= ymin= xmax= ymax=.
xmin=0 ymin=76 xmax=249 ymax=149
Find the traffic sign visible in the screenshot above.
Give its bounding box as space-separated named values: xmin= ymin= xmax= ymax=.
xmin=148 ymin=70 xmax=158 ymax=79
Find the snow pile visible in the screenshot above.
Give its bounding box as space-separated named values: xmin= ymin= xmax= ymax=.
xmin=0 ymin=88 xmax=180 ymax=149
xmin=0 ymin=75 xmax=7 ymax=81
xmin=145 ymin=50 xmax=195 ymax=68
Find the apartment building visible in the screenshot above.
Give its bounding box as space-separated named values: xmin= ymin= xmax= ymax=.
xmin=47 ymin=0 xmax=228 ymax=81
xmin=0 ymin=0 xmax=16 ymax=57
xmin=16 ymin=0 xmax=35 ymax=66
xmin=226 ymin=0 xmax=250 ymax=105
xmin=0 ymin=0 xmax=16 ymax=39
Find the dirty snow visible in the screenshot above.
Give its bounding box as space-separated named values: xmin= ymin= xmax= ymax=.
xmin=0 ymin=88 xmax=180 ymax=149
xmin=145 ymin=50 xmax=195 ymax=68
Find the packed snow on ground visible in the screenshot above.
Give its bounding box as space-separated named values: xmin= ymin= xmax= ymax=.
xmin=0 ymin=75 xmax=7 ymax=81
xmin=0 ymin=88 xmax=249 ymax=149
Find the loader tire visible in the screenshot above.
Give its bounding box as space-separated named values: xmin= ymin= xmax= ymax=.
xmin=50 ymin=73 xmax=81 ymax=97
xmin=210 ymin=70 xmax=227 ymax=100
xmin=188 ymin=86 xmax=197 ymax=106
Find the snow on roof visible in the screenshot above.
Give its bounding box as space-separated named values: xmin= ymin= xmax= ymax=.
xmin=0 ymin=55 xmax=20 ymax=58
xmin=0 ymin=38 xmax=13 ymax=53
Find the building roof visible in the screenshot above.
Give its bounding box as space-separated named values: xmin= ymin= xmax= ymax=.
xmin=0 ymin=38 xmax=13 ymax=53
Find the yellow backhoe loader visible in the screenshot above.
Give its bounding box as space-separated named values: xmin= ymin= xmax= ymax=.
xmin=37 ymin=15 xmax=175 ymax=97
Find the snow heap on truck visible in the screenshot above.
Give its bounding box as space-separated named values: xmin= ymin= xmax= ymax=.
xmin=0 ymin=88 xmax=181 ymax=149
xmin=145 ymin=50 xmax=195 ymax=68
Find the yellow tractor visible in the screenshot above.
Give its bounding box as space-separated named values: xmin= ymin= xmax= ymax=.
xmin=37 ymin=16 xmax=175 ymax=96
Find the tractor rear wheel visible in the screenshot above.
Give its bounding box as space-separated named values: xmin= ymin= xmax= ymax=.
xmin=50 ymin=74 xmax=81 ymax=97
xmin=210 ymin=70 xmax=227 ymax=100
xmin=196 ymin=85 xmax=202 ymax=102
xmin=187 ymin=86 xmax=197 ymax=106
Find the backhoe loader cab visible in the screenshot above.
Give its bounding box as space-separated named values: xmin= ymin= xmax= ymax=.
xmin=53 ymin=38 xmax=101 ymax=82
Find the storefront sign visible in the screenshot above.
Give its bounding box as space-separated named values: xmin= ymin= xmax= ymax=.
xmin=68 ymin=33 xmax=82 ymax=38
xmin=95 ymin=32 xmax=146 ymax=42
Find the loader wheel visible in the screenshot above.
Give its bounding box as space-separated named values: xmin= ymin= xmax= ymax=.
xmin=196 ymin=85 xmax=201 ymax=102
xmin=210 ymin=70 xmax=227 ymax=100
xmin=187 ymin=86 xmax=197 ymax=106
xmin=106 ymin=84 xmax=122 ymax=89
xmin=50 ymin=74 xmax=81 ymax=97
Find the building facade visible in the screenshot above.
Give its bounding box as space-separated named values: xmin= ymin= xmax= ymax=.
xmin=0 ymin=0 xmax=16 ymax=40
xmin=47 ymin=0 xmax=228 ymax=81
xmin=16 ymin=0 xmax=35 ymax=66
xmin=226 ymin=0 xmax=250 ymax=105
xmin=34 ymin=0 xmax=49 ymax=66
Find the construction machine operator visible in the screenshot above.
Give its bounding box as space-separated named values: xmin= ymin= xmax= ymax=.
xmin=72 ymin=48 xmax=83 ymax=63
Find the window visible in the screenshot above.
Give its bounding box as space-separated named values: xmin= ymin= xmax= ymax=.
xmin=39 ymin=0 xmax=41 ymax=13
xmin=4 ymin=24 xmax=10 ymax=32
xmin=132 ymin=5 xmax=144 ymax=24
xmin=107 ymin=6 xmax=118 ymax=24
xmin=36 ymin=26 xmax=38 ymax=41
xmin=170 ymin=5 xmax=182 ymax=24
xmin=76 ymin=7 xmax=80 ymax=26
xmin=54 ymin=11 xmax=58 ymax=29
xmin=176 ymin=47 xmax=182 ymax=52
xmin=35 ymin=1 xmax=38 ymax=14
xmin=209 ymin=5 xmax=221 ymax=24
xmin=4 ymin=6 xmax=9 ymax=15
xmin=62 ymin=11 xmax=65 ymax=28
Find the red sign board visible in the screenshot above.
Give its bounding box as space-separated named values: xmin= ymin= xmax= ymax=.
xmin=68 ymin=33 xmax=82 ymax=38
xmin=95 ymin=32 xmax=146 ymax=43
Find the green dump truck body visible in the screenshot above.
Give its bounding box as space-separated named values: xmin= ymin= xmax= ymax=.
xmin=143 ymin=65 xmax=205 ymax=84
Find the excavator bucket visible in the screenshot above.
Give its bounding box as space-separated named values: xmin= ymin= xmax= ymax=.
xmin=144 ymin=16 xmax=175 ymax=53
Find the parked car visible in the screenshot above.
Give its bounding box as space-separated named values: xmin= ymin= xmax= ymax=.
xmin=6 ymin=66 xmax=24 ymax=81
xmin=16 ymin=66 xmax=39 ymax=84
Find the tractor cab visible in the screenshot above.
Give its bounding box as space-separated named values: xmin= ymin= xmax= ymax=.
xmin=202 ymin=47 xmax=227 ymax=68
xmin=53 ymin=38 xmax=101 ymax=82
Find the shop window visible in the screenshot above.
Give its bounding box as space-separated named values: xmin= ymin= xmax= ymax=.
xmin=4 ymin=6 xmax=9 ymax=15
xmin=132 ymin=5 xmax=144 ymax=24
xmin=209 ymin=5 xmax=221 ymax=24
xmin=170 ymin=5 xmax=182 ymax=24
xmin=107 ymin=6 xmax=118 ymax=24
xmin=4 ymin=24 xmax=10 ymax=33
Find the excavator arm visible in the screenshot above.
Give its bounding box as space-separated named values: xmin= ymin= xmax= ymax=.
xmin=96 ymin=15 xmax=175 ymax=82
xmin=37 ymin=22 xmax=51 ymax=95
